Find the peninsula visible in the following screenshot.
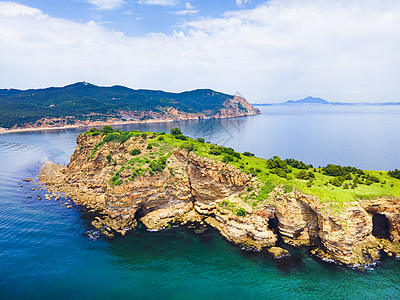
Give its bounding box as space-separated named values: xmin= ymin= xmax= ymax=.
xmin=0 ymin=82 xmax=260 ymax=132
xmin=40 ymin=127 xmax=400 ymax=268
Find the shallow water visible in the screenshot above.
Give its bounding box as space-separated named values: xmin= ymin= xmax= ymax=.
xmin=0 ymin=105 xmax=399 ymax=299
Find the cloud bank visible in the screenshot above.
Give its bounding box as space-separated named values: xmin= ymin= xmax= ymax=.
xmin=0 ymin=0 xmax=399 ymax=102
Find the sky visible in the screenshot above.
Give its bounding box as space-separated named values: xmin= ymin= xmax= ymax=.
xmin=0 ymin=0 xmax=399 ymax=103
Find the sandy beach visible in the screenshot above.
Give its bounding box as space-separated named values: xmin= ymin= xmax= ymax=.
xmin=0 ymin=116 xmax=210 ymax=135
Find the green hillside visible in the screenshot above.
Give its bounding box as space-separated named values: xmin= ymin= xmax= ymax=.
xmin=0 ymin=82 xmax=233 ymax=128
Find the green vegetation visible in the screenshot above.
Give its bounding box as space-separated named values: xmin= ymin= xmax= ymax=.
xmin=83 ymin=127 xmax=400 ymax=210
xmin=129 ymin=148 xmax=141 ymax=156
xmin=170 ymin=128 xmax=182 ymax=136
xmin=0 ymin=82 xmax=235 ymax=128
xmin=388 ymin=169 xmax=400 ymax=180
xmin=235 ymin=207 xmax=248 ymax=217
xmin=243 ymin=151 xmax=255 ymax=157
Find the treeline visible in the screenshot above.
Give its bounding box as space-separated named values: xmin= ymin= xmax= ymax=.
xmin=388 ymin=169 xmax=400 ymax=180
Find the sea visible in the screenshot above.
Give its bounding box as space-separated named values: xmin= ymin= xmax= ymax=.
xmin=0 ymin=105 xmax=399 ymax=299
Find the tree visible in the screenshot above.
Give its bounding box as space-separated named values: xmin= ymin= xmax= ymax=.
xmin=170 ymin=127 xmax=182 ymax=136
xmin=102 ymin=125 xmax=113 ymax=133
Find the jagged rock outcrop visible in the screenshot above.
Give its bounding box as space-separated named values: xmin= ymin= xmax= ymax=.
xmin=40 ymin=133 xmax=400 ymax=267
xmin=40 ymin=133 xmax=275 ymax=249
xmin=273 ymin=187 xmax=399 ymax=266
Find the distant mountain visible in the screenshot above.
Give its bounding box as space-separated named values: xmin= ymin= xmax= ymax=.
xmin=285 ymin=96 xmax=330 ymax=105
xmin=0 ymin=82 xmax=260 ymax=129
xmin=253 ymin=96 xmax=400 ymax=106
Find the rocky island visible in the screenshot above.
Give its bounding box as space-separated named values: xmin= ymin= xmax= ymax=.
xmin=40 ymin=127 xmax=400 ymax=268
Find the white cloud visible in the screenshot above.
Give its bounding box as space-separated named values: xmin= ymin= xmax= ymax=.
xmin=174 ymin=3 xmax=198 ymax=15
xmin=138 ymin=0 xmax=178 ymax=6
xmin=173 ymin=9 xmax=198 ymax=15
xmin=0 ymin=0 xmax=400 ymax=102
xmin=185 ymin=2 xmax=195 ymax=9
xmin=0 ymin=2 xmax=43 ymax=17
xmin=87 ymin=0 xmax=124 ymax=10
xmin=236 ymin=0 xmax=250 ymax=7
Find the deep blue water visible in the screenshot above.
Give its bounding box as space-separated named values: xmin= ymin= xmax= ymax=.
xmin=1 ymin=105 xmax=400 ymax=299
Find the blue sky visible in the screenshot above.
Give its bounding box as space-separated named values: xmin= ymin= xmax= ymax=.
xmin=13 ymin=0 xmax=260 ymax=36
xmin=0 ymin=0 xmax=399 ymax=102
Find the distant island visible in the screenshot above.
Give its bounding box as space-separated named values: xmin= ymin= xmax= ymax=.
xmin=0 ymin=82 xmax=260 ymax=131
xmin=254 ymin=96 xmax=400 ymax=106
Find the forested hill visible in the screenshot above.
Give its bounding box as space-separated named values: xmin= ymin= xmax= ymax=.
xmin=0 ymin=82 xmax=259 ymax=129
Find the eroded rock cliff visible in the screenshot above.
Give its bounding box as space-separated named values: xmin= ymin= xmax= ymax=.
xmin=40 ymin=131 xmax=400 ymax=268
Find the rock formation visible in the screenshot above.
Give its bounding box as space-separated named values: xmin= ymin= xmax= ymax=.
xmin=40 ymin=132 xmax=400 ymax=268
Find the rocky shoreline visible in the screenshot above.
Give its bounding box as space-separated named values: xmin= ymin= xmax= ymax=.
xmin=39 ymin=131 xmax=400 ymax=269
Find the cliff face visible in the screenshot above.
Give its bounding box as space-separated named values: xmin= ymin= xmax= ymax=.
xmin=40 ymin=133 xmax=400 ymax=267
xmin=214 ymin=96 xmax=261 ymax=118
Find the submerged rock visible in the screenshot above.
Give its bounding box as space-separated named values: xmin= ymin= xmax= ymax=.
xmin=267 ymin=247 xmax=290 ymax=259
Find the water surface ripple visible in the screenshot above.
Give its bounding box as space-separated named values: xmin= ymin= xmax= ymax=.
xmin=0 ymin=106 xmax=399 ymax=299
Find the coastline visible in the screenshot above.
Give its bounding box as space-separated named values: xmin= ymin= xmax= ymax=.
xmin=0 ymin=113 xmax=258 ymax=135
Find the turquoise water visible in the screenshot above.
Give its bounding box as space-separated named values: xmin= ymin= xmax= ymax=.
xmin=1 ymin=106 xmax=400 ymax=299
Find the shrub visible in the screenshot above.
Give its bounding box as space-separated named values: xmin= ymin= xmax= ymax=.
xmin=147 ymin=144 xmax=153 ymax=150
xmin=87 ymin=127 xmax=100 ymax=136
xmin=270 ymin=168 xmax=287 ymax=178
xmin=129 ymin=168 xmax=143 ymax=181
xmin=366 ymin=174 xmax=380 ymax=183
xmin=296 ymin=170 xmax=315 ymax=180
xmin=236 ymin=207 xmax=247 ymax=217
xmin=110 ymin=174 xmax=123 ymax=186
xmin=266 ymin=156 xmax=290 ymax=173
xmin=296 ymin=170 xmax=308 ymax=180
xmin=322 ymin=164 xmax=364 ymax=178
xmin=209 ymin=145 xmax=240 ymax=158
xmin=285 ymin=158 xmax=312 ymax=169
xmin=102 ymin=125 xmax=113 ymax=134
xmin=103 ymin=131 xmax=133 ymax=144
xmin=174 ymin=134 xmax=187 ymax=141
xmin=157 ymin=136 xmax=164 ymax=141
xmin=197 ymin=137 xmax=205 ymax=143
xmin=149 ymin=156 xmax=168 ymax=173
xmin=222 ymin=155 xmax=234 ymax=163
xmin=181 ymin=142 xmax=196 ymax=152
xmin=209 ymin=148 xmax=222 ymax=156
xmin=106 ymin=154 xmax=112 ymax=163
xmin=243 ymin=151 xmax=255 ymax=157
xmin=170 ymin=127 xmax=182 ymax=136
xmin=130 ymin=148 xmax=141 ymax=156
xmin=388 ymin=169 xmax=400 ymax=179
xmin=330 ymin=176 xmax=345 ymax=187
